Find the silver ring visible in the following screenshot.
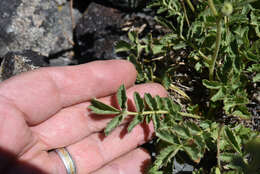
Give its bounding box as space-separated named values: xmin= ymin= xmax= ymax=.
xmin=55 ymin=147 xmax=77 ymax=174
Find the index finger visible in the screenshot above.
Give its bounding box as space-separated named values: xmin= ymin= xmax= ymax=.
xmin=0 ymin=60 xmax=137 ymax=125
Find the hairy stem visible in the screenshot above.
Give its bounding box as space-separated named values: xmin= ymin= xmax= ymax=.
xmin=217 ymin=124 xmax=224 ymax=169
xmin=209 ymin=18 xmax=222 ymax=81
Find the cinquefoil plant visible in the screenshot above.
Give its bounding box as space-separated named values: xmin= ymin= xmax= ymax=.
xmin=115 ymin=0 xmax=260 ymax=119
xmin=89 ymin=85 xmax=260 ymax=173
xmin=90 ymin=0 xmax=260 ymax=173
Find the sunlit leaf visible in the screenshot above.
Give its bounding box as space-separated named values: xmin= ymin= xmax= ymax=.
xmin=134 ymin=92 xmax=144 ymax=112
xmin=127 ymin=114 xmax=143 ymax=132
xmin=144 ymin=93 xmax=157 ymax=110
xmin=105 ymin=114 xmax=124 ymax=136
xmin=224 ymin=127 xmax=242 ymax=154
xmin=88 ymin=99 xmax=120 ymax=115
xmin=117 ymin=85 xmax=127 ymax=110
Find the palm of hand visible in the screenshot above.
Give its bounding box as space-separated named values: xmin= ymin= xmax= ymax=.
xmin=0 ymin=60 xmax=167 ymax=174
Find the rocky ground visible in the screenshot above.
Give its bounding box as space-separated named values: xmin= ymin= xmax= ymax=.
xmin=0 ymin=0 xmax=156 ymax=78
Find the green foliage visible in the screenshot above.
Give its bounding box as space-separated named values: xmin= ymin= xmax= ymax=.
xmin=89 ymin=85 xmax=260 ymax=173
xmin=90 ymin=0 xmax=260 ymax=173
xmin=115 ymin=0 xmax=260 ymax=120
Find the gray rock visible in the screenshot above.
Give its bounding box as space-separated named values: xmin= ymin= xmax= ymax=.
xmin=74 ymin=2 xmax=156 ymax=63
xmin=0 ymin=0 xmax=22 ymax=56
xmin=96 ymin=0 xmax=147 ymax=10
xmin=0 ymin=0 xmax=81 ymax=57
xmin=173 ymin=158 xmax=194 ymax=173
xmin=0 ymin=50 xmax=48 ymax=81
xmin=74 ymin=2 xmax=127 ymax=62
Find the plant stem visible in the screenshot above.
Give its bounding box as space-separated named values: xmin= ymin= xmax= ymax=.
xmin=209 ymin=18 xmax=222 ymax=81
xmin=181 ymin=0 xmax=191 ymax=27
xmin=126 ymin=110 xmax=202 ymax=119
xmin=181 ymin=38 xmax=211 ymax=63
xmin=208 ymin=0 xmax=222 ymax=81
xmin=178 ymin=112 xmax=201 ymax=119
xmin=185 ymin=0 xmax=195 ymax=12
xmin=208 ymin=0 xmax=218 ymax=17
xmin=217 ymin=124 xmax=224 ymax=169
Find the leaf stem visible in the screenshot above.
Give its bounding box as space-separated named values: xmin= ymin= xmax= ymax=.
xmin=178 ymin=112 xmax=202 ymax=119
xmin=126 ymin=110 xmax=202 ymax=119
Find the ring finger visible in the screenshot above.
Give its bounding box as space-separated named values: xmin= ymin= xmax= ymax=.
xmin=50 ymin=121 xmax=154 ymax=174
xmin=92 ymin=148 xmax=151 ymax=174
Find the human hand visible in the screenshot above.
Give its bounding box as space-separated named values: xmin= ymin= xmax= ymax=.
xmin=0 ymin=60 xmax=167 ymax=174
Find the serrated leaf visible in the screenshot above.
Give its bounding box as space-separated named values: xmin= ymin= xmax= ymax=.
xmin=247 ymin=64 xmax=260 ymax=72
xmin=211 ymin=87 xmax=225 ymax=102
xmin=220 ymin=153 xmax=246 ymax=170
xmin=156 ymin=129 xmax=179 ymax=145
xmin=232 ymin=105 xmax=251 ymax=119
xmin=224 ymin=127 xmax=242 ymax=154
xmin=88 ymin=99 xmax=120 ymax=115
xmin=144 ymin=93 xmax=157 ymax=110
xmin=172 ymin=42 xmax=186 ymax=50
xmin=127 ymin=114 xmax=143 ymax=132
xmin=164 ymin=98 xmax=181 ymax=112
xmin=115 ymin=40 xmax=131 ymax=53
xmin=163 ymin=98 xmax=182 ymax=120
xmin=152 ymin=44 xmax=164 ymax=54
xmin=105 ymin=114 xmax=124 ymax=136
xmin=155 ymin=95 xmax=164 ymax=110
xmin=152 ymin=114 xmax=160 ymax=130
xmin=172 ymin=124 xmax=190 ymax=138
xmin=117 ymin=85 xmax=127 ymax=110
xmin=145 ymin=114 xmax=152 ymax=124
xmin=182 ymin=145 xmax=202 ymax=163
xmin=193 ymin=135 xmax=206 ymax=152
xmin=128 ymin=31 xmax=138 ymax=43
xmin=202 ymin=80 xmax=222 ymax=89
xmin=127 ymin=54 xmax=144 ymax=82
xmin=134 ymin=92 xmax=144 ymax=112
xmin=220 ymin=152 xmax=239 ymax=163
xmin=186 ymin=121 xmax=201 ymax=135
xmin=154 ymin=145 xmax=180 ymax=169
xmin=253 ymin=73 xmax=260 ymax=82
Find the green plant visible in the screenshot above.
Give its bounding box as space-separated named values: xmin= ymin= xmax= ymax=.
xmin=89 ymin=85 xmax=260 ymax=173
xmin=116 ymin=0 xmax=260 ymax=119
xmin=89 ymin=0 xmax=260 ymax=173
